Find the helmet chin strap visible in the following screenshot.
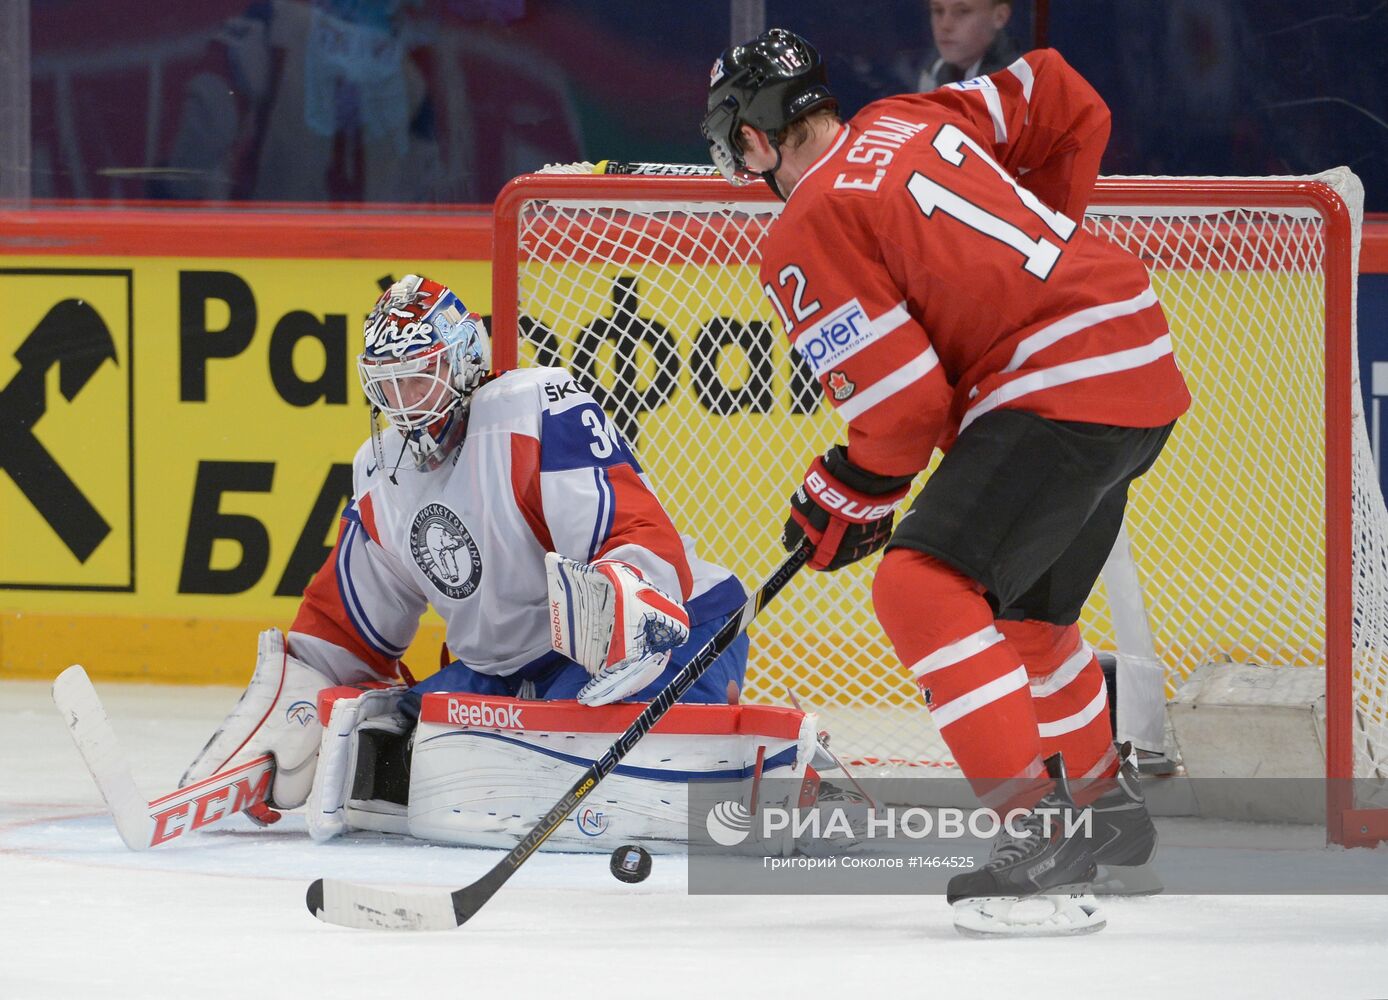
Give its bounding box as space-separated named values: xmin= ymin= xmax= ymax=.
xmin=389 ymin=436 xmax=408 ymax=485
xmin=758 ymin=138 xmax=788 ymax=202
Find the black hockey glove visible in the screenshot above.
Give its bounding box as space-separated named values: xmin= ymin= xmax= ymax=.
xmin=782 ymin=446 xmax=915 ymax=571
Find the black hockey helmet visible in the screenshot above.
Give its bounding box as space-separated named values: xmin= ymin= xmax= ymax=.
xmin=701 ymin=28 xmax=837 ymax=187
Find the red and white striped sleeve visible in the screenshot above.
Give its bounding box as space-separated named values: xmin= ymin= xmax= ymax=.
xmin=957 ymin=48 xmax=1112 ymax=221
xmin=288 ymin=463 xmax=428 ymax=685
xmin=759 ymin=198 xmax=953 ymax=478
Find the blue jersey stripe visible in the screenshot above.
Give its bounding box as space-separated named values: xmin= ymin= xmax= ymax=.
xmin=586 ymin=467 xmax=610 ymax=560
xmin=600 ymin=471 xmax=616 ymax=548
xmin=539 ymin=401 xmax=642 ymax=474
xmin=337 ymin=521 xmax=408 ymax=659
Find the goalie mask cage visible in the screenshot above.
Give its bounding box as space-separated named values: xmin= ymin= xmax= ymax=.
xmin=492 ymin=166 xmax=1388 ymax=846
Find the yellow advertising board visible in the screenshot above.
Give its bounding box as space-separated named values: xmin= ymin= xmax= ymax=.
xmin=0 ymin=256 xmax=488 ymax=682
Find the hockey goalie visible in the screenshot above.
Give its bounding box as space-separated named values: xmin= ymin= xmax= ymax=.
xmin=179 ymin=274 xmax=827 ymax=851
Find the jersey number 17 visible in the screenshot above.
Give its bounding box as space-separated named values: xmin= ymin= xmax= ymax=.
xmin=906 ymin=123 xmax=1077 ymax=280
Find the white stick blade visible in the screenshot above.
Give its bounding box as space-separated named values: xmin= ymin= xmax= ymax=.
xmin=313 ymin=879 xmax=460 ymax=931
xmin=52 ymin=665 xmax=156 ymax=850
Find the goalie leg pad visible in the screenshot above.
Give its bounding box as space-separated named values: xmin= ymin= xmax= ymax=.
xmin=307 ymin=686 xmax=410 ymax=842
xmin=407 ymin=693 xmax=817 ymax=852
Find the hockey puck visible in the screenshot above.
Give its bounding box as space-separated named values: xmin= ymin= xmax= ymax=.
xmin=609 ymin=844 xmax=652 ymax=884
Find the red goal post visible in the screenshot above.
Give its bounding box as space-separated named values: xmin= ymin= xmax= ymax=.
xmin=491 ymin=166 xmax=1388 ymax=846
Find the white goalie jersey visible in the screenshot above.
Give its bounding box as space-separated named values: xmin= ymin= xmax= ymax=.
xmin=288 ymin=367 xmax=743 ymax=682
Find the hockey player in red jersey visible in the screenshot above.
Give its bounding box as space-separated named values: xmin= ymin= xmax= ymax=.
xmin=703 ymin=29 xmax=1187 ymax=934
xmin=180 ymin=274 xmax=750 ymax=836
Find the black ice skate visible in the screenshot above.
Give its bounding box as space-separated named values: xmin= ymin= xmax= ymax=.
xmin=948 ymin=753 xmax=1105 ymax=937
xmin=1088 ymin=741 xmax=1163 ymax=895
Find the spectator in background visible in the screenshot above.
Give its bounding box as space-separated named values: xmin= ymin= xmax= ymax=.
xmin=152 ymin=0 xmax=452 ymax=203
xmin=907 ymin=0 xmax=1019 ymax=91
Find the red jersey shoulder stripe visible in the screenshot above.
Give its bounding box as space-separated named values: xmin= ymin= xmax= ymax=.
xmin=357 ymin=492 xmax=382 ymax=547
xmin=509 ymin=433 xmax=553 ymax=551
xmin=597 ymin=464 xmax=695 ymax=600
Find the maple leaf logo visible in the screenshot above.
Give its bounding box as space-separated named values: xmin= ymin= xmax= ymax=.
xmin=826 ymin=371 xmax=856 ymax=400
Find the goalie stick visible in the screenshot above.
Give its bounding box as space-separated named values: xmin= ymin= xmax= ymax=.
xmin=52 ymin=665 xmax=275 ymax=850
xmin=305 ymin=541 xmax=812 ymax=931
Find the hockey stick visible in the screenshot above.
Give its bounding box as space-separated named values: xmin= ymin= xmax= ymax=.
xmin=52 ymin=665 xmax=275 ymax=850
xmin=305 ymin=541 xmax=812 ymax=931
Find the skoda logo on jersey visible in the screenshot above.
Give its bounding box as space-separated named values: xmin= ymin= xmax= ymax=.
xmin=409 ymin=503 xmax=482 ymax=600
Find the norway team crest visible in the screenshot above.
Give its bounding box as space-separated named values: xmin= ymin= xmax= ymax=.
xmin=409 ymin=503 xmax=482 ymax=600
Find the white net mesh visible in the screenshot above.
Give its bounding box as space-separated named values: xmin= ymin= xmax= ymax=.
xmin=498 ymin=167 xmax=1388 ymax=793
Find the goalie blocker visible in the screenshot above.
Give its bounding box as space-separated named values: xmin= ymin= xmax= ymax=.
xmin=309 ymin=688 xmax=820 ymax=853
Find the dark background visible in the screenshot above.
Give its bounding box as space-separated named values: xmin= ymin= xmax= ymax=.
xmin=24 ymin=0 xmax=1388 ymax=208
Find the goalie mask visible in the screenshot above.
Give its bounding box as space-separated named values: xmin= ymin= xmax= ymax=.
xmin=358 ymin=274 xmax=490 ymax=474
xmin=701 ymin=28 xmax=837 ymax=192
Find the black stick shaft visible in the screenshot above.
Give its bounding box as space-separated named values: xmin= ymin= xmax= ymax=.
xmin=447 ymin=542 xmax=811 ymax=922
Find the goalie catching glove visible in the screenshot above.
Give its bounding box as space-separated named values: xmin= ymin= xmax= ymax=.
xmin=545 ymin=553 xmax=690 ymax=706
xmin=783 ymin=446 xmax=915 ymax=571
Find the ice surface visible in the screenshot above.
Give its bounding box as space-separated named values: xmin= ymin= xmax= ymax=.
xmin=3 ymin=679 xmax=1386 ymax=999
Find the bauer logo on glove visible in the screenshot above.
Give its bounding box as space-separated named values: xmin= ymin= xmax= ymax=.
xmin=803 ymin=470 xmax=899 ymax=522
xmin=783 ymin=446 xmax=916 ymax=572
xmin=545 ymin=553 xmax=690 ymax=706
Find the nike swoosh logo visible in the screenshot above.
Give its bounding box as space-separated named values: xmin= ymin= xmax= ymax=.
xmin=366 ymin=464 xmax=378 ymax=476
xmin=1089 ymin=824 xmax=1124 ymax=857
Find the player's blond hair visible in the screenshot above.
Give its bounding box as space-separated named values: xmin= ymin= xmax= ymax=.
xmin=736 ymin=105 xmax=841 ymax=155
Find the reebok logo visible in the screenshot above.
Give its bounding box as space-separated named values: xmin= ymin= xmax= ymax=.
xmin=550 ymin=599 xmax=565 ymax=650
xmin=447 ymin=699 xmax=524 ymax=729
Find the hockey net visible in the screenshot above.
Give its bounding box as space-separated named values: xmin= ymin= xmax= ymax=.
xmin=491 ymin=166 xmax=1388 ymax=843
